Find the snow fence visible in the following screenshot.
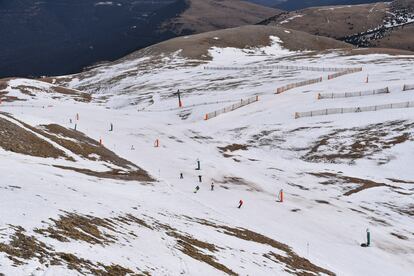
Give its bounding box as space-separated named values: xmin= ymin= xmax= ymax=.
xmin=275 ymin=67 xmax=362 ymax=94
xmin=317 ymin=87 xmax=389 ymax=99
xmin=204 ymin=95 xmax=259 ymax=120
xmin=403 ymin=84 xmax=414 ymax=91
xmin=204 ymin=65 xmax=361 ymax=72
xmin=295 ymin=101 xmax=414 ymax=119
xmin=276 ymin=77 xmax=323 ymax=94
xmin=327 ymin=68 xmax=362 ymax=80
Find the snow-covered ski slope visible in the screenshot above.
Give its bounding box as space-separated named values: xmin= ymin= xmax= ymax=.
xmin=0 ymin=36 xmax=413 ymax=275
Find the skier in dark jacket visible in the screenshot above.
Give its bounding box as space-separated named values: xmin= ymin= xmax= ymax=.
xmin=194 ymin=185 xmax=200 ymax=193
xmin=211 ymin=182 xmax=214 ymax=191
xmin=238 ymin=199 xmax=243 ymax=208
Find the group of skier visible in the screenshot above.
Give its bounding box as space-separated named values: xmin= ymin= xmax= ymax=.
xmin=190 ymin=179 xmax=243 ymax=208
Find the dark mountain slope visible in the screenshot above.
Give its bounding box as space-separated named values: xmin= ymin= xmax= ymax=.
xmin=0 ymin=0 xmax=279 ymax=78
xmin=160 ymin=0 xmax=282 ymax=35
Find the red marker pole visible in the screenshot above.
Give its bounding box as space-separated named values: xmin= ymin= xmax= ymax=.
xmin=177 ymin=90 xmax=183 ymax=108
xmin=279 ymin=189 xmax=284 ymax=203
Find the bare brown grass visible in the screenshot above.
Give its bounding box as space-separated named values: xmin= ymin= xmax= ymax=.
xmin=191 ymin=218 xmax=335 ymax=275
xmin=309 ymin=172 xmax=390 ymax=196
xmin=0 ymin=117 xmax=70 ymax=160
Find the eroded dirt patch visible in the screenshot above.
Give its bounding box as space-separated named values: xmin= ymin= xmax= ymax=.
xmin=218 ymin=144 xmax=249 ymax=153
xmin=8 ymin=120 xmax=153 ymax=182
xmin=51 ymin=86 xmax=91 ymax=102
xmin=309 ymin=172 xmax=390 ymax=196
xmin=53 ymin=165 xmax=152 ymax=182
xmin=0 ymin=226 xmax=139 ymax=275
xmin=166 ymin=230 xmax=236 ymax=276
xmin=0 ymin=116 xmax=70 ymax=160
xmin=191 ymin=218 xmax=335 ymax=276
xmin=35 ymin=213 xmax=117 ymax=245
xmin=304 ymin=120 xmax=414 ymax=164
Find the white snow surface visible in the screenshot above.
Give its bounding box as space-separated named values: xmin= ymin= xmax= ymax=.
xmin=0 ymin=37 xmax=414 ymax=275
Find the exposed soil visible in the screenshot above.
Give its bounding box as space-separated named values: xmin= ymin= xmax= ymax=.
xmin=53 ymin=165 xmax=153 ymax=182
xmin=0 ymin=226 xmax=51 ymax=265
xmin=33 ymin=123 xmax=153 ymax=182
xmin=41 ymin=124 xmax=137 ymax=168
xmin=166 ymin=231 xmax=236 ymax=275
xmin=218 ymin=144 xmax=249 ymax=153
xmin=247 ymin=129 xmax=285 ymax=148
xmin=35 ymin=213 xmax=117 ymax=245
xmin=0 ymin=225 xmax=139 ymax=275
xmin=51 ymin=86 xmax=92 ymax=103
xmin=391 ymin=232 xmax=409 ymax=240
xmin=387 ymin=178 xmax=414 ymax=184
xmin=191 ymin=218 xmax=335 ymax=276
xmin=309 ymin=172 xmax=390 ymax=196
xmin=315 ymin=200 xmax=331 ymax=205
xmin=0 ymin=116 xmax=70 ymax=160
xmin=0 ymin=114 xmax=153 ymax=181
xmin=304 ymin=120 xmax=414 ymax=164
xmin=0 ymin=79 xmax=25 ymax=102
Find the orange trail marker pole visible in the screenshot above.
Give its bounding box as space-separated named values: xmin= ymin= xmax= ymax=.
xmin=279 ymin=189 xmax=284 ymax=203
xmin=365 ymin=74 xmax=369 ymax=83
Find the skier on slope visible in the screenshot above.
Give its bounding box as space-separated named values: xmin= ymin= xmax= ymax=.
xmin=211 ymin=182 xmax=214 ymax=191
xmin=194 ymin=185 xmax=200 ymax=193
xmin=238 ymin=199 xmax=243 ymax=208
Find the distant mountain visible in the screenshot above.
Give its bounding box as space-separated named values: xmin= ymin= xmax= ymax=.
xmin=260 ymin=0 xmax=414 ymax=51
xmin=246 ymin=0 xmax=382 ymax=10
xmin=277 ymin=1 xmax=382 ymax=10
xmin=0 ymin=0 xmax=279 ymax=78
